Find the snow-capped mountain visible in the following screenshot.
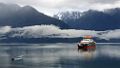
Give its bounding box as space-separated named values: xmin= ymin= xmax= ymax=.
xmin=54 ymin=9 xmax=120 ymax=31
xmin=54 ymin=11 xmax=82 ymax=20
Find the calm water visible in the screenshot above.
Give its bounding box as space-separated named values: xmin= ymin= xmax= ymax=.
xmin=0 ymin=43 xmax=120 ymax=68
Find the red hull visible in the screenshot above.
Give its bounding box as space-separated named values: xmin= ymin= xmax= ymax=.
xmin=83 ymin=45 xmax=96 ymax=49
xmin=78 ymin=45 xmax=96 ymax=49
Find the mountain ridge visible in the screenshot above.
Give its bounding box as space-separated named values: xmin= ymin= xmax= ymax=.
xmin=54 ymin=8 xmax=120 ymax=30
xmin=0 ymin=3 xmax=69 ymax=29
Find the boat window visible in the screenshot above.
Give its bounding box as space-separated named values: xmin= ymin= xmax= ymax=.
xmin=82 ymin=44 xmax=88 ymax=46
xmin=83 ymin=39 xmax=93 ymax=41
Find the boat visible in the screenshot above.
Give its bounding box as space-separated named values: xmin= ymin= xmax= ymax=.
xmin=77 ymin=36 xmax=96 ymax=50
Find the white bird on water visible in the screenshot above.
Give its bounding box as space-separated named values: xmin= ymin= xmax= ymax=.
xmin=11 ymin=55 xmax=24 ymax=61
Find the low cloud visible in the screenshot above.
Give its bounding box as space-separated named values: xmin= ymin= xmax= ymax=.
xmin=9 ymin=25 xmax=99 ymax=38
xmin=0 ymin=25 xmax=120 ymax=40
xmin=99 ymin=29 xmax=120 ymax=40
xmin=0 ymin=26 xmax=11 ymax=34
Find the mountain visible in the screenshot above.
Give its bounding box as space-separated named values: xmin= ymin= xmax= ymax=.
xmin=0 ymin=3 xmax=69 ymax=29
xmin=54 ymin=8 xmax=120 ymax=31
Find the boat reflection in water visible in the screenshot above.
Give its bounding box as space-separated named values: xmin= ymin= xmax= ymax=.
xmin=77 ymin=44 xmax=96 ymax=60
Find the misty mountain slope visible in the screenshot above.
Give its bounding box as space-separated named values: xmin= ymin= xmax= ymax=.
xmin=0 ymin=3 xmax=69 ymax=29
xmin=54 ymin=9 xmax=120 ymax=31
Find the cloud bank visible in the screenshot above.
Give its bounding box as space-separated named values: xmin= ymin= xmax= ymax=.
xmin=0 ymin=25 xmax=120 ymax=40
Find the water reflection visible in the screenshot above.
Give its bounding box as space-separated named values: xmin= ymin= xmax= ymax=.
xmin=0 ymin=43 xmax=119 ymax=68
xmin=77 ymin=48 xmax=96 ymax=60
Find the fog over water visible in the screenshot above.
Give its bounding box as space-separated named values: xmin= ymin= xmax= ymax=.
xmin=0 ymin=25 xmax=120 ymax=40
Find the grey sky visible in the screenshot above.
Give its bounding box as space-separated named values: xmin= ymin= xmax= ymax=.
xmin=0 ymin=0 xmax=119 ymax=16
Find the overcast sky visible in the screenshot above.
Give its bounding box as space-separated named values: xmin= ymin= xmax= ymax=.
xmin=0 ymin=0 xmax=120 ymax=16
